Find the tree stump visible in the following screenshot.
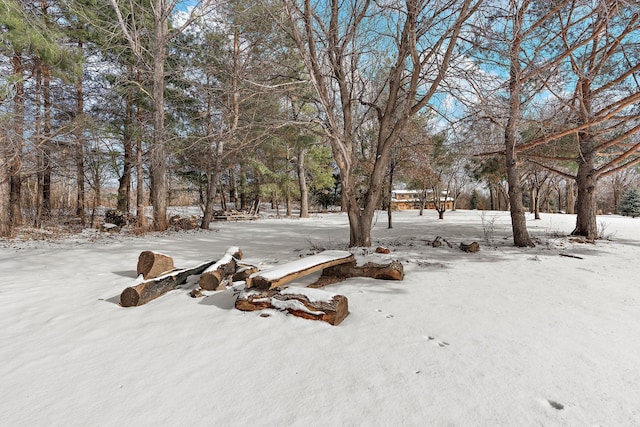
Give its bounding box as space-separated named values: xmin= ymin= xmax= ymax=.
xmin=137 ymin=251 xmax=175 ymax=279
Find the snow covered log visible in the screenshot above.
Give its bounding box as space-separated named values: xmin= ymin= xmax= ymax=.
xmin=136 ymin=251 xmax=175 ymax=279
xmin=235 ymin=287 xmax=349 ymax=325
xmin=198 ymin=247 xmax=243 ymax=291
xmin=310 ymin=260 xmax=404 ymax=288
xmin=245 ymin=250 xmax=355 ymax=290
xmin=121 ymin=260 xmax=217 ymax=307
xmin=232 ymin=263 xmax=259 ymax=281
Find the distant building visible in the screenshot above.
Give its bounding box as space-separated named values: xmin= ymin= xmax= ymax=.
xmin=390 ymin=189 xmax=454 ymax=211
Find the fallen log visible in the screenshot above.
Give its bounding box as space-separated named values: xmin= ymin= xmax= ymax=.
xmin=309 ymin=260 xmax=404 ymax=288
xmin=235 ymin=286 xmax=349 ymax=325
xmin=137 ymin=250 xmax=175 ymax=279
xmin=198 ymin=247 xmax=243 ymax=291
xmin=232 ymin=262 xmax=259 ymax=282
xmin=459 ymin=242 xmax=480 ymax=253
xmin=246 ymin=250 xmax=355 ymax=290
xmin=121 ymin=260 xmax=216 ymax=307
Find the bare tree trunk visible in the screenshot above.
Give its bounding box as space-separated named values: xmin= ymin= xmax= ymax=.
xmin=149 ymin=0 xmax=169 ymax=231
xmin=34 ymin=60 xmax=43 ymax=227
xmin=572 ymin=77 xmax=598 ymax=240
xmin=387 ymin=156 xmax=395 ymax=229
xmin=504 ymin=0 xmax=533 ymax=247
xmin=0 ymin=135 xmax=10 ymax=236
xmin=202 ymin=28 xmax=240 ymax=228
xmin=41 ymin=63 xmax=53 ymax=221
xmin=239 ymin=164 xmax=247 ymax=211
xmin=556 ymin=185 xmax=562 ymax=214
xmin=117 ymin=77 xmax=134 ymax=213
xmin=135 ymin=69 xmax=145 ymax=228
xmin=298 ymin=147 xmax=309 ymax=218
xmin=529 ymin=187 xmax=534 ymax=213
xmin=75 ymin=45 xmax=86 ymax=225
xmin=10 ymin=52 xmax=24 ymax=226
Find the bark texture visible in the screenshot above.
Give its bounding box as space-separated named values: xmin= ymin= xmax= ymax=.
xmin=235 ymin=288 xmax=349 ymax=325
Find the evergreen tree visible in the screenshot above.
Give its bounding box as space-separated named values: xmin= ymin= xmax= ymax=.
xmin=618 ymin=189 xmax=640 ymax=218
xmin=470 ymin=190 xmax=479 ymax=210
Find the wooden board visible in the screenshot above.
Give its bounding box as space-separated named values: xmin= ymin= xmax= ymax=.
xmin=245 ymin=250 xmax=355 ymax=290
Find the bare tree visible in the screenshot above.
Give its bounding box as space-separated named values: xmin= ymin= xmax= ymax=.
xmin=519 ymin=1 xmax=640 ymax=239
xmin=108 ymin=0 xmax=214 ymax=230
xmin=282 ymin=0 xmax=479 ymax=246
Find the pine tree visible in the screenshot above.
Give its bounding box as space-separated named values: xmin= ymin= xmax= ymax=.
xmin=470 ymin=190 xmax=479 ymax=210
xmin=618 ymin=189 xmax=640 ymax=218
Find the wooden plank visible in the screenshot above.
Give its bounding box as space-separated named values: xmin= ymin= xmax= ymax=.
xmin=245 ymin=250 xmax=355 ymax=290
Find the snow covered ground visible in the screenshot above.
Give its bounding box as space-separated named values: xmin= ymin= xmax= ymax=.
xmin=1 ymin=209 xmax=639 ymax=426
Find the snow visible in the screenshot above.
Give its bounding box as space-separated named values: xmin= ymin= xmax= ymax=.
xmin=1 ymin=210 xmax=639 ymax=425
xmin=253 ymin=297 xmax=326 ymax=316
xmin=280 ymin=286 xmax=337 ymax=303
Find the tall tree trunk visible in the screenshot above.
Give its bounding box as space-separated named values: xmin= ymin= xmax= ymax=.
xmin=202 ymin=27 xmax=239 ymax=228
xmin=75 ymin=45 xmax=86 ymax=225
xmin=297 ymin=147 xmax=309 ymax=218
xmin=228 ymin=169 xmax=237 ymax=208
xmin=135 ymin=70 xmax=145 ymax=228
xmin=34 ymin=0 xmax=51 ymax=227
xmin=387 ymin=158 xmax=394 ymax=229
xmin=572 ymin=78 xmax=598 ymax=240
xmin=529 ymin=187 xmax=534 ymax=213
xmin=39 ymin=63 xmax=53 ymax=222
xmin=149 ymin=0 xmax=169 ymax=231
xmin=118 ymin=87 xmax=134 ymax=213
xmin=566 ymin=180 xmax=575 ymax=214
xmin=556 ymin=185 xmax=562 ymax=214
xmin=504 ymin=0 xmax=533 ymax=247
xmin=534 ymin=188 xmax=541 ymax=219
xmin=10 ymin=51 xmax=24 ymax=226
xmin=34 ymin=60 xmax=43 ymax=227
xmin=239 ymin=164 xmax=247 ymax=211
xmin=0 ymin=135 xmax=10 ymax=236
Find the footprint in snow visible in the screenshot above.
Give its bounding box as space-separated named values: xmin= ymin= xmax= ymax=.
xmin=377 ymin=309 xmax=394 ymax=318
xmin=547 ymin=400 xmax=564 ymax=410
xmin=424 ymin=336 xmax=449 ymax=347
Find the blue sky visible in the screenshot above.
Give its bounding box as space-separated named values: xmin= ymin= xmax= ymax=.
xmin=176 ymin=0 xmax=198 ymax=12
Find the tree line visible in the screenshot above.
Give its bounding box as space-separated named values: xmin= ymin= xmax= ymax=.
xmin=0 ymin=0 xmax=638 ymax=246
